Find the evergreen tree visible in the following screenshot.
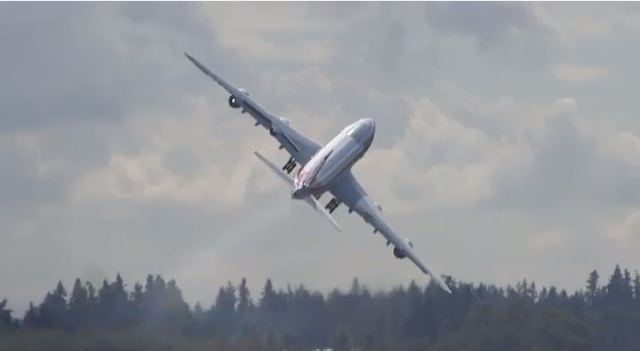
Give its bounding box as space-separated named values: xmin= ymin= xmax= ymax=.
xmin=0 ymin=299 xmax=12 ymax=327
xmin=633 ymin=270 xmax=640 ymax=305
xmin=262 ymin=327 xmax=279 ymax=351
xmin=332 ymin=326 xmax=351 ymax=351
xmin=37 ymin=281 xmax=69 ymax=330
xmin=237 ymin=277 xmax=251 ymax=316
xmin=68 ymin=278 xmax=89 ymax=329
xmin=586 ymin=269 xmax=600 ymax=307
xmin=22 ymin=302 xmax=38 ymax=328
xmin=3 ymin=264 xmax=640 ymax=351
xmin=605 ymin=264 xmax=625 ymax=307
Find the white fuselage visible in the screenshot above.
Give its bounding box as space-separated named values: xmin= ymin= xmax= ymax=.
xmin=291 ymin=118 xmax=376 ymax=199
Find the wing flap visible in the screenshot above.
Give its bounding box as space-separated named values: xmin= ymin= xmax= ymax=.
xmin=280 ymin=133 xmax=300 ymax=153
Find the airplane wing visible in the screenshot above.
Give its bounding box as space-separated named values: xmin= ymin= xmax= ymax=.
xmin=327 ymin=171 xmax=452 ymax=294
xmin=184 ymin=52 xmax=321 ymax=167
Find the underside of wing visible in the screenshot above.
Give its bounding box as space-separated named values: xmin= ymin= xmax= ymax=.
xmin=328 ymin=171 xmax=452 ymax=294
xmin=272 ymin=122 xmax=321 ymax=166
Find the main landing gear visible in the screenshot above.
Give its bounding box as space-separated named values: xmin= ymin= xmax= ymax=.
xmin=325 ymin=198 xmax=341 ymax=213
xmin=279 ymin=154 xmax=341 ymax=214
xmin=282 ymin=157 xmax=297 ymax=174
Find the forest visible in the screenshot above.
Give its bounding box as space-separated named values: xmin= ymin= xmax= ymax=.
xmin=1 ymin=264 xmax=640 ymax=351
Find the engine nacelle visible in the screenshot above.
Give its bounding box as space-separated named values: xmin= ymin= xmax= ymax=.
xmin=392 ymin=238 xmax=414 ymax=260
xmin=393 ymin=247 xmax=406 ymax=259
xmin=227 ymin=88 xmax=250 ymax=109
xmin=228 ymin=95 xmax=241 ymax=109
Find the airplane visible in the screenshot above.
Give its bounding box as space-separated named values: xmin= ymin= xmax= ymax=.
xmin=184 ymin=52 xmax=452 ymax=294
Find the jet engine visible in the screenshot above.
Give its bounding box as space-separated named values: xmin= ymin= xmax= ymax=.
xmin=392 ymin=238 xmax=414 ymax=259
xmin=228 ymin=95 xmax=241 ymax=108
xmin=227 ymin=88 xmax=250 ymax=109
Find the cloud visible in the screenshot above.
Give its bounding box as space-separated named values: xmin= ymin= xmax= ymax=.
xmin=553 ymin=64 xmax=608 ymax=83
xmin=352 ymin=97 xmax=528 ymax=213
xmin=423 ymin=2 xmax=559 ymax=67
xmin=605 ymin=211 xmax=640 ymax=241
xmin=529 ymin=228 xmax=566 ymax=252
xmin=424 ymin=2 xmax=540 ymax=47
xmin=536 ymin=3 xmax=640 ymax=41
xmin=1 ymin=2 xmax=640 ymax=314
xmin=604 ymin=131 xmax=640 ymax=168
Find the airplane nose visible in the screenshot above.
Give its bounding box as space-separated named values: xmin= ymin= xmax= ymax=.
xmin=364 ymin=118 xmax=375 ymax=131
xmin=347 ymin=118 xmax=376 ymax=146
xmin=360 ymin=118 xmax=375 ymax=137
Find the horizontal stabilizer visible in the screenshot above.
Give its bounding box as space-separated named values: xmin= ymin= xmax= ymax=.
xmin=302 ymin=193 xmax=342 ymax=232
xmin=253 ymin=151 xmax=342 ymax=232
xmin=253 ymin=151 xmax=294 ymax=186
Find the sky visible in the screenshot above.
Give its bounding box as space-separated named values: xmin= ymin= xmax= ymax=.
xmin=1 ymin=2 xmax=639 ymax=314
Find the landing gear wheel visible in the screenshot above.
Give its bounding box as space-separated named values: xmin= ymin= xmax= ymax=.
xmin=282 ymin=157 xmax=297 ymax=174
xmin=325 ymin=198 xmax=341 ymax=213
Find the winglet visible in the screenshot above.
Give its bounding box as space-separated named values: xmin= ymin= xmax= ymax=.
xmin=184 ymin=52 xmax=211 ymax=76
xmin=419 ymin=261 xmax=452 ymax=294
xmin=432 ymin=274 xmax=452 ymax=294
xmin=404 ymin=247 xmax=452 ymax=294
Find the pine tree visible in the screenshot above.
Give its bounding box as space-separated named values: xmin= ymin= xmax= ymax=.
xmin=633 ymin=270 xmax=640 ymax=306
xmin=605 ymin=265 xmax=625 ymax=307
xmin=68 ymin=278 xmax=89 ymax=329
xmin=38 ymin=281 xmax=69 ymax=330
xmin=237 ymin=277 xmax=251 ymax=315
xmin=0 ymin=299 xmax=12 ymax=327
xmin=332 ymin=326 xmax=351 ymax=351
xmin=586 ymin=269 xmax=600 ymax=307
xmin=263 ymin=327 xmax=279 ymax=351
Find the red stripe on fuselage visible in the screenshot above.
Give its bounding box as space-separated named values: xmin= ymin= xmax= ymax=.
xmin=295 ymin=150 xmax=333 ymax=187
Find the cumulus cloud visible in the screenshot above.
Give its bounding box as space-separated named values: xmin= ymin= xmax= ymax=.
xmin=1 ymin=2 xmax=639 ymax=313
xmin=537 ymin=2 xmax=640 ymax=40
xmin=553 ymin=64 xmax=608 ymax=82
xmin=605 ymin=211 xmax=640 ymax=241
xmin=605 ymin=131 xmax=640 ymax=168
xmin=529 ymin=228 xmax=566 ymax=252
xmin=423 ymin=2 xmax=559 ymax=68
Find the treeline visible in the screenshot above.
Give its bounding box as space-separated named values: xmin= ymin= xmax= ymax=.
xmin=1 ymin=265 xmax=640 ymax=351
